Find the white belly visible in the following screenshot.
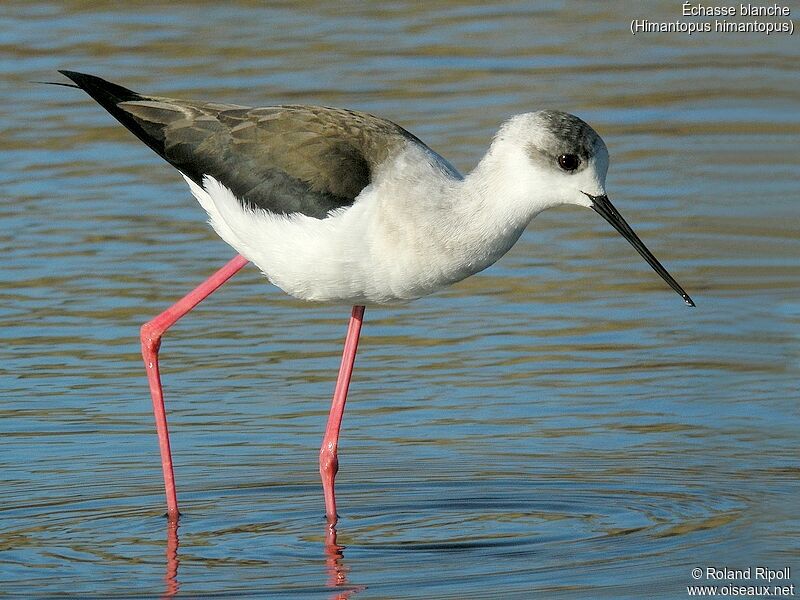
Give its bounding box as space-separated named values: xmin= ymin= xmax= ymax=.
xmin=183 ymin=157 xmax=527 ymax=305
xmin=186 ymin=175 xmax=444 ymax=303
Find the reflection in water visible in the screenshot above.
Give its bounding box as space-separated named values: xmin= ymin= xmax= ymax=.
xmin=157 ymin=518 xmax=364 ymax=599
xmin=162 ymin=519 xmax=180 ymax=599
xmin=325 ymin=525 xmax=365 ymax=599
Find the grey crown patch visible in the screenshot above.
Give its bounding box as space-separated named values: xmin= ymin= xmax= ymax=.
xmin=527 ymin=110 xmax=604 ymax=169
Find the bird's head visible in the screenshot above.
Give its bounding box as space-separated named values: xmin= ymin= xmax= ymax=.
xmin=491 ymin=110 xmax=694 ymax=306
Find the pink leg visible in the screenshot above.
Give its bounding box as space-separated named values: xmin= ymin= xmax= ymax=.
xmin=140 ymin=254 xmax=249 ymax=519
xmin=319 ymin=305 xmax=366 ymax=524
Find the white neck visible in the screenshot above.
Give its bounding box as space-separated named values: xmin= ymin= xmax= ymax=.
xmin=428 ymin=141 xmax=550 ymax=272
xmin=464 ymin=142 xmax=549 ymax=223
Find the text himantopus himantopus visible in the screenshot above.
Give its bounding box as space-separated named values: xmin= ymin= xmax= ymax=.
xmin=58 ymin=70 xmax=694 ymax=524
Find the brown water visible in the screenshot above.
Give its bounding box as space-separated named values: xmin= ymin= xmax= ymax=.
xmin=2 ymin=2 xmax=799 ymax=598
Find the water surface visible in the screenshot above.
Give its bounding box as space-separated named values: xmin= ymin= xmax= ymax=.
xmin=1 ymin=2 xmax=798 ymax=598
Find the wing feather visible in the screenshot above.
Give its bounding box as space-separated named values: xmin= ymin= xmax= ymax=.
xmin=59 ymin=70 xmax=424 ymax=219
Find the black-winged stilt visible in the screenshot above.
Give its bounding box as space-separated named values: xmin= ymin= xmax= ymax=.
xmin=57 ymin=70 xmax=694 ymax=524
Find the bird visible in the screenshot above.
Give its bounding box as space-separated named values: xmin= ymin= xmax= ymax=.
xmin=56 ymin=70 xmax=694 ymax=525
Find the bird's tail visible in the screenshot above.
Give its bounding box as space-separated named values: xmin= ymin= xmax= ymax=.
xmin=33 ymin=80 xmax=79 ymax=89
xmin=53 ymin=70 xmax=169 ymax=160
xmin=57 ymin=70 xmax=142 ymax=107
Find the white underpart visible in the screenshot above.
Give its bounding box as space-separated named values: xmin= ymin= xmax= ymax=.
xmin=184 ymin=117 xmax=606 ymax=305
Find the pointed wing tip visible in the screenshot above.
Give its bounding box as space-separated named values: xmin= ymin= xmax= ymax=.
xmin=57 ymin=70 xmax=102 ymax=88
xmin=58 ymin=69 xmax=82 ymax=81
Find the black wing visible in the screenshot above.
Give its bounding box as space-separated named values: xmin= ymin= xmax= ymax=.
xmin=59 ymin=70 xmax=421 ymax=219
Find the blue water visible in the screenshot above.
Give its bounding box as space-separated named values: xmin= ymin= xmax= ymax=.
xmin=1 ymin=2 xmax=798 ymax=598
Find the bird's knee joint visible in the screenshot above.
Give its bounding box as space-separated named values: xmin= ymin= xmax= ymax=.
xmin=140 ymin=321 xmax=162 ymax=353
xmin=319 ymin=447 xmax=339 ymax=477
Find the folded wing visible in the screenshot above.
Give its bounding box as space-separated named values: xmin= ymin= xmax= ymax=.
xmin=59 ymin=70 xmax=424 ymax=219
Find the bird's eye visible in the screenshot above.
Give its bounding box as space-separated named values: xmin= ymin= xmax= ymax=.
xmin=558 ymin=154 xmax=580 ymax=171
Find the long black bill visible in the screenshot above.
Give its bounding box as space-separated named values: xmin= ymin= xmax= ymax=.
xmin=585 ymin=193 xmax=695 ymax=307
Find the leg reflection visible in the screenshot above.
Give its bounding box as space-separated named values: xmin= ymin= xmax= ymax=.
xmin=324 ymin=523 xmax=365 ymax=599
xmin=162 ymin=518 xmax=180 ymax=599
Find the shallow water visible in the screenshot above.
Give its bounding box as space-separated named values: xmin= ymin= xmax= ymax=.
xmin=2 ymin=2 xmax=799 ymax=598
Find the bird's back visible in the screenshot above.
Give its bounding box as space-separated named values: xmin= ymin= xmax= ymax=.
xmin=59 ymin=70 xmax=434 ymax=219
